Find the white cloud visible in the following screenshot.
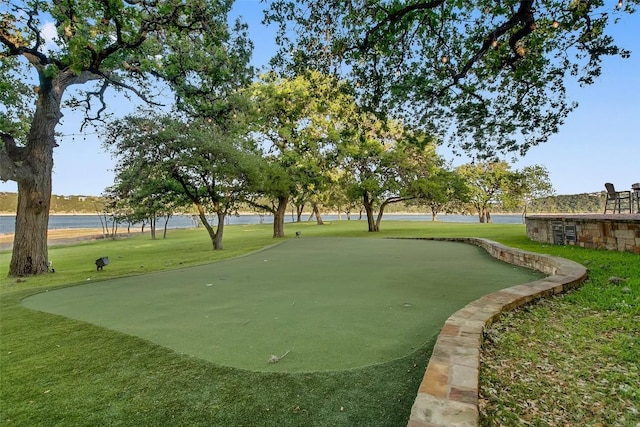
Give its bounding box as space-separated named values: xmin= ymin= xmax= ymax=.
xmin=39 ymin=22 xmax=60 ymax=52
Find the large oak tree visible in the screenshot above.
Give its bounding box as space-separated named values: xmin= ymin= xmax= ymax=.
xmin=265 ymin=0 xmax=636 ymax=157
xmin=248 ymin=70 xmax=354 ymax=237
xmin=0 ymin=0 xmax=252 ymax=276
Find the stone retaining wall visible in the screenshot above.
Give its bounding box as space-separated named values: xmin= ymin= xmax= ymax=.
xmin=404 ymin=237 xmax=587 ymax=427
xmin=525 ymin=214 xmax=640 ymax=253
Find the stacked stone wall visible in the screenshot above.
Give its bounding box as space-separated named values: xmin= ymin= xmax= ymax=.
xmin=394 ymin=237 xmax=587 ymax=427
xmin=525 ymin=214 xmax=640 ymax=253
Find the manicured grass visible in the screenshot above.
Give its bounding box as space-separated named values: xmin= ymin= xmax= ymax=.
xmin=1 ymin=219 xmax=638 ymax=425
xmin=21 ymin=237 xmax=541 ymax=373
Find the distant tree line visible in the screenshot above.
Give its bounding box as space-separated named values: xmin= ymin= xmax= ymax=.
xmin=0 ymin=190 xmax=608 ymax=218
xmin=528 ymin=192 xmax=607 ymax=214
xmin=471 ymin=192 xmax=606 ymax=215
xmin=0 ymin=193 xmax=105 ymax=214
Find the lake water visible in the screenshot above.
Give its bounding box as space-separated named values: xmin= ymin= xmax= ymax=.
xmin=0 ymin=213 xmax=524 ymax=235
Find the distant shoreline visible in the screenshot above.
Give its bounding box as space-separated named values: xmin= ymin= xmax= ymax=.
xmin=0 ymin=228 xmax=129 ymax=251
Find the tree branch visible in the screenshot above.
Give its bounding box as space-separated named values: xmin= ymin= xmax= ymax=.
xmin=171 ymin=166 xmax=205 ymax=208
xmin=1 ymin=132 xmax=27 ymax=162
xmin=0 ymin=133 xmax=32 ymax=183
xmin=244 ymin=199 xmax=276 ymax=215
xmin=124 ymin=0 xmax=158 ymax=7
xmin=78 ymin=79 xmax=110 ymax=130
xmin=25 ymin=3 xmax=44 ymax=52
xmin=1 ymin=17 xmax=68 ymax=71
xmin=361 ymin=0 xmax=446 ymax=51
xmin=432 ymin=1 xmax=535 ymax=97
xmin=462 ymin=1 xmax=534 ymax=78
xmin=100 ymin=71 xmax=164 ymax=106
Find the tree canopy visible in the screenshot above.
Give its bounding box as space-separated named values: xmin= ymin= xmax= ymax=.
xmin=248 ymin=71 xmax=355 ymax=236
xmin=457 ymin=160 xmax=533 ymax=222
xmin=337 ymin=113 xmax=441 ymax=231
xmin=104 ymin=112 xmax=264 ymax=250
xmin=265 ymin=0 xmax=636 ymax=158
xmin=0 ymin=0 xmax=252 ymax=275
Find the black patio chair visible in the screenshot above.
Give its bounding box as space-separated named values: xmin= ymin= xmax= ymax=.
xmin=604 ymin=183 xmax=631 ymax=214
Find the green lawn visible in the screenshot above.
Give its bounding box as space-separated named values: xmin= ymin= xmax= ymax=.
xmin=479 ymin=236 xmax=640 ymax=426
xmin=1 ymin=220 xmax=638 ymax=426
xmin=21 ymin=237 xmax=541 ymax=373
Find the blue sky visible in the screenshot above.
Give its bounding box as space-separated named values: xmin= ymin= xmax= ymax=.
xmin=1 ymin=1 xmax=638 ymax=197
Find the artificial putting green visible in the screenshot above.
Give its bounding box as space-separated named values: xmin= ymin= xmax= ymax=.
xmin=22 ymin=237 xmax=543 ymax=372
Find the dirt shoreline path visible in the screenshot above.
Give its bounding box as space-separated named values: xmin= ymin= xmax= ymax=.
xmin=0 ymin=228 xmax=128 ymax=251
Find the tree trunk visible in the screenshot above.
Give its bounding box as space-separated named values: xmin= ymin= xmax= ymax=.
xmin=362 ymin=193 xmax=378 ymax=232
xmin=7 ymin=78 xmax=61 ymax=276
xmin=486 ymin=210 xmax=492 ymax=223
xmin=273 ymin=195 xmax=288 ymax=237
xmin=313 ymin=204 xmax=324 ymax=225
xmin=10 ymin=179 xmax=51 ymax=276
xmin=431 ymin=206 xmax=438 ymax=221
xmin=195 ymin=203 xmax=219 ymax=250
xmin=163 ymin=216 xmax=170 ymax=239
xmin=96 ymin=207 xmax=107 ymax=239
xmin=344 ymin=207 xmax=351 ymax=220
xmin=375 ymin=204 xmax=385 ymax=231
xmin=296 ymin=203 xmax=304 ymax=222
xmin=213 ymin=211 xmax=225 ymax=250
xmin=150 ymin=216 xmax=157 ymax=240
xmin=110 ymin=221 xmax=118 ymax=239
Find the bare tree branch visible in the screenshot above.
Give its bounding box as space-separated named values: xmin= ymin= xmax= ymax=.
xmin=78 ymin=79 xmax=110 ymax=130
